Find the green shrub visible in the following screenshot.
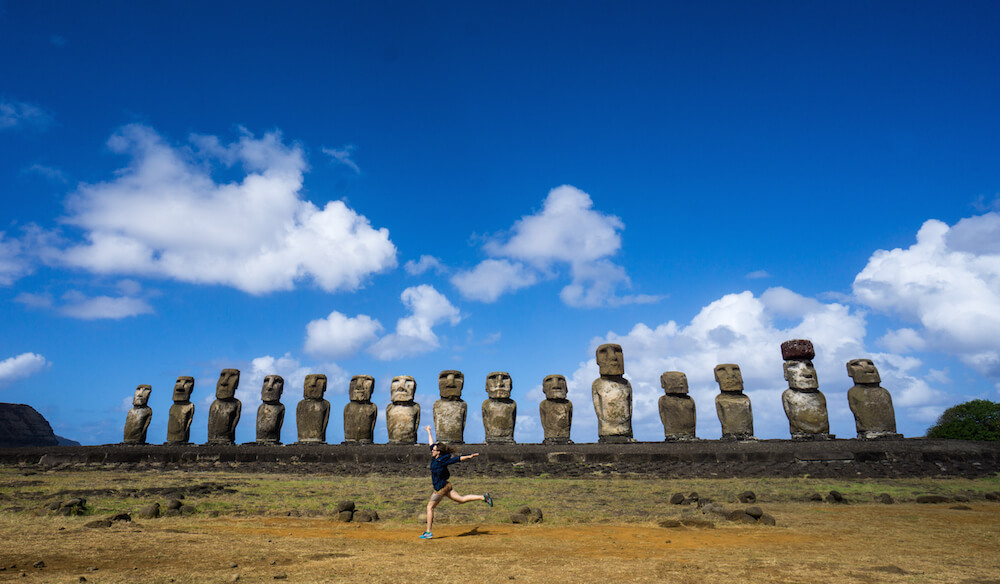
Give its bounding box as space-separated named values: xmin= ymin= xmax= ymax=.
xmin=926 ymin=399 xmax=1000 ymax=441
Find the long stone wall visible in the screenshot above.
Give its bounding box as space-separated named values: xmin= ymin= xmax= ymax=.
xmin=2 ymin=439 xmax=998 ymax=479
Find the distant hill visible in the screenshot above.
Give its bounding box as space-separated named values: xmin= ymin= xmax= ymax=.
xmin=0 ymin=403 xmax=76 ymax=447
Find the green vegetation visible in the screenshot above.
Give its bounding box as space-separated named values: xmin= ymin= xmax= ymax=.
xmin=926 ymin=399 xmax=1000 ymax=441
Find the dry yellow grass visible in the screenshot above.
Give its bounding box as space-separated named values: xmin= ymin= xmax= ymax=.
xmin=1 ymin=469 xmax=999 ymax=583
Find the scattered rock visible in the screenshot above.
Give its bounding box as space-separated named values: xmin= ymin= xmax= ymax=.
xmin=179 ymin=505 xmax=196 ymax=515
xmin=986 ymin=492 xmax=1000 ymax=501
xmin=336 ymin=501 xmax=356 ymax=513
xmin=32 ymin=561 xmax=45 ymax=569
xmin=949 ymin=505 xmax=972 ymax=510
xmin=875 ymin=493 xmax=894 ymax=504
xmin=916 ymin=495 xmax=949 ymax=504
xmin=953 ymin=495 xmax=969 ymax=502
xmin=167 ymin=499 xmax=183 ymax=510
xmin=137 ymin=503 xmax=160 ymax=519
xmin=687 ymin=492 xmax=699 ymax=502
xmin=726 ymin=510 xmax=756 ymax=524
xmin=679 ymin=518 xmax=715 ymax=529
xmin=737 ymin=491 xmax=756 ymax=504
xmin=669 ymin=493 xmax=686 ymax=505
xmin=658 ymin=519 xmax=681 ymax=528
xmin=745 ymin=506 xmax=763 ymax=519
xmin=825 ymin=491 xmax=846 ymax=504
xmin=273 ymin=572 xmax=287 ymax=580
xmin=758 ymin=514 xmax=777 ymax=526
xmin=337 ymin=510 xmax=354 ymax=522
xmin=84 ymin=519 xmax=113 ymax=529
xmin=353 ymin=509 xmax=379 ymax=522
xmin=163 ymin=508 xmax=181 ymax=517
xmin=808 ymin=493 xmax=823 ymax=502
xmin=510 ymin=506 xmax=542 ymax=524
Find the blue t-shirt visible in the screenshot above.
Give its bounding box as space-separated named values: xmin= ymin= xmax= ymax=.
xmin=429 ymin=454 xmax=462 ymax=490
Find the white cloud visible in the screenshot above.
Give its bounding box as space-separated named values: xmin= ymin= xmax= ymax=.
xmin=369 ymin=285 xmax=461 ymax=360
xmin=746 ymin=270 xmax=771 ymax=279
xmin=453 ymin=185 xmax=659 ymax=307
xmin=322 ymin=145 xmax=361 ymax=174
xmin=564 ymin=287 xmax=947 ymax=440
xmin=854 ymin=213 xmax=1000 ymax=382
xmin=450 ymin=259 xmax=538 ymax=302
xmin=0 ymin=99 xmax=52 ymax=131
xmin=879 ymin=328 xmax=927 ymax=353
xmin=0 ymin=232 xmax=31 ymax=286
xmin=0 ymin=353 xmax=48 ymax=386
xmin=304 ymin=311 xmax=383 ymax=358
xmin=58 ymin=290 xmax=154 ymax=320
xmin=58 ymin=124 xmax=396 ymax=294
xmin=404 ymin=255 xmax=446 ymax=276
xmin=22 ymin=163 xmax=68 ymax=183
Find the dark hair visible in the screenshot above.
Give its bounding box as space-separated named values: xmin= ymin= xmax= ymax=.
xmin=432 ymin=442 xmax=455 ymax=455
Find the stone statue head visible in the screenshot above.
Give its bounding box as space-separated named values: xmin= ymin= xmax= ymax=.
xmin=714 ymin=364 xmax=744 ymax=392
xmin=596 ymin=343 xmax=625 ymax=376
xmin=216 ymin=368 xmax=240 ymax=400
xmin=390 ymin=375 xmax=416 ymax=402
xmin=660 ymin=371 xmax=689 ymax=395
xmin=486 ymin=371 xmax=512 ymax=399
xmin=172 ymin=376 xmax=194 ymax=402
xmin=847 ymin=358 xmax=881 ymax=384
xmin=349 ymin=375 xmax=375 ymax=402
xmin=783 ymin=360 xmax=819 ymax=390
xmin=438 ymin=370 xmax=464 ymax=399
xmin=542 ymin=375 xmax=568 ymax=400
xmin=261 ymin=375 xmax=284 ymax=403
xmin=133 ymin=384 xmax=152 ymax=407
xmin=304 ymin=374 xmax=328 ymax=400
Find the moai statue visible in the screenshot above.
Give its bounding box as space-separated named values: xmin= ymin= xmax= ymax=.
xmin=539 ymin=374 xmax=573 ymax=444
xmin=207 ymin=368 xmax=242 ymax=444
xmin=343 ymin=375 xmax=377 ymax=444
xmin=166 ymin=376 xmax=195 ymax=444
xmin=781 ymin=339 xmax=833 ymax=440
xmin=255 ymin=375 xmax=285 ymax=444
xmin=386 ymin=375 xmax=420 ymax=444
xmin=592 ymin=343 xmax=634 ymax=443
xmin=296 ymin=374 xmax=331 ymax=443
xmin=433 ymin=370 xmax=467 ymax=444
xmin=714 ymin=364 xmax=754 ymax=440
xmin=123 ymin=385 xmax=153 ymax=444
xmin=482 ymin=371 xmax=516 ymax=444
xmin=847 ymin=359 xmax=902 ymax=439
xmin=659 ymin=372 xmax=696 ymax=441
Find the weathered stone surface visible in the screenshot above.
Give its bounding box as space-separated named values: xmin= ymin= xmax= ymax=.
xmin=123 ymin=385 xmax=152 ymax=444
xmin=433 ymin=370 xmax=466 ymax=444
xmin=353 ymin=509 xmax=379 ymax=522
xmin=343 ymin=375 xmax=376 ymax=444
xmin=593 ymin=344 xmax=633 ymax=443
xmin=540 ymin=375 xmax=573 ymax=444
xmin=510 ymin=505 xmax=543 ymax=523
xmin=826 ymin=490 xmax=846 ymax=504
xmin=660 ymin=371 xmax=689 ymax=395
xmin=659 ymin=395 xmax=696 ymax=441
xmin=875 ymin=493 xmax=894 ymax=504
xmin=255 ymin=375 xmax=285 ymax=444
xmin=745 ymin=506 xmax=763 ymax=519
xmin=207 ymin=369 xmax=242 ymax=445
xmin=669 ymin=493 xmax=686 ymax=505
xmin=137 ymin=503 xmax=160 ymax=519
xmin=781 ymin=339 xmax=815 ymax=360
xmin=847 ymin=359 xmax=901 ymax=439
xmin=738 ymin=491 xmax=756 ymax=504
xmin=165 ymin=377 xmax=195 ymax=444
xmin=658 ymin=519 xmax=682 ymax=528
xmin=758 ymin=513 xmax=776 ymax=526
xmin=336 ymin=500 xmax=355 ymax=513
xmin=483 ymin=372 xmax=516 ymax=444
xmin=0 ymin=403 xmax=59 ymax=448
xmin=679 ymin=518 xmax=715 ymax=529
xmin=916 ymin=495 xmax=949 ymax=504
xmin=296 ymin=374 xmax=330 ymax=444
xmin=386 ymin=376 xmax=419 ymax=444
xmin=714 ymin=364 xmax=754 ymax=440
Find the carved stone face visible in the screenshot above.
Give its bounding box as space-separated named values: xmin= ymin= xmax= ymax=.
xmin=784 ymin=360 xmax=819 ymax=390
xmin=391 ymin=375 xmax=416 ymax=402
xmin=216 ymin=369 xmax=240 ymax=399
xmin=172 ymin=376 xmax=194 ymax=402
xmin=304 ymin=374 xmax=328 ymax=400
xmin=486 ymin=371 xmax=512 ymax=399
xmin=543 ymin=375 xmax=568 ymax=400
xmin=438 ymin=370 xmax=464 ymax=399
xmin=714 ymin=364 xmax=744 ymax=392
xmin=349 ymin=375 xmax=375 ymax=401
xmin=596 ymin=343 xmax=625 ymax=376
xmin=847 ymin=359 xmax=880 ymax=384
xmin=133 ymin=385 xmax=152 ymax=406
xmin=261 ymin=375 xmax=284 ymax=403
xmin=660 ymin=372 xmax=689 ymax=395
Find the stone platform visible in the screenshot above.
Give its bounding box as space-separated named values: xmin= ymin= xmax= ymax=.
xmin=1 ymin=439 xmax=998 ymax=479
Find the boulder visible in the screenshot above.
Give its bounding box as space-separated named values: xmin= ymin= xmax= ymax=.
xmin=336 ymin=501 xmax=356 ymax=513
xmin=137 ymin=503 xmax=160 ymax=519
xmin=737 ymin=491 xmax=756 ymax=504
xmin=745 ymin=506 xmax=763 ymax=519
xmin=916 ymin=495 xmax=949 ymax=504
xmin=875 ymin=493 xmax=894 ymax=504
xmin=337 ymin=510 xmax=353 ymax=522
xmin=758 ymin=514 xmax=776 ymax=526
xmin=669 ymin=493 xmax=686 ymax=505
xmin=825 ymin=491 xmax=846 ymax=504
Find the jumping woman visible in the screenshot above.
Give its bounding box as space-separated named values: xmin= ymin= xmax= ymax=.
xmin=420 ymin=425 xmax=492 ymax=539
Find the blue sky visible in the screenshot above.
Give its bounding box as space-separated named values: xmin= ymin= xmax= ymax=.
xmin=1 ymin=1 xmax=998 ymax=445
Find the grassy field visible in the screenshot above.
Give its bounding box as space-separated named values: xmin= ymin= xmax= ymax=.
xmin=2 ymin=468 xmax=999 ymax=583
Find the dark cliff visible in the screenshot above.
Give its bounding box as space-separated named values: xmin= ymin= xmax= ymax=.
xmin=0 ymin=403 xmax=59 ymax=447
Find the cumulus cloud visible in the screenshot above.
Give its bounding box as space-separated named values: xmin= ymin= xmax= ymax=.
xmin=0 ymin=232 xmax=31 ymax=286
xmin=0 ymin=353 xmax=48 ymax=386
xmin=0 ymin=99 xmax=52 ymax=131
xmin=58 ymin=124 xmax=396 ymax=294
xmin=369 ymin=285 xmax=461 ymax=360
xmin=304 ymin=311 xmax=383 ymax=358
xmin=404 ymin=255 xmax=446 ymax=276
xmin=854 ymin=213 xmax=1000 ymax=382
xmin=451 ymin=185 xmax=659 ymax=307
xmin=564 ymin=287 xmax=948 ymax=440
xmin=57 ymin=290 xmax=154 ymax=320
